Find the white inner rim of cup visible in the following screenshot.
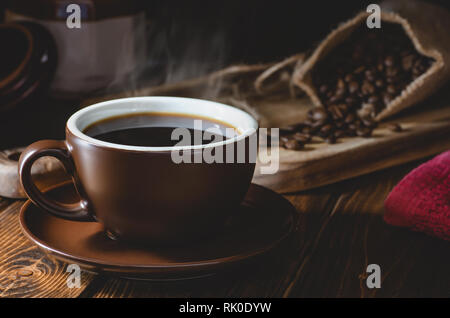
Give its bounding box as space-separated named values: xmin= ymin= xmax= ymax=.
xmin=67 ymin=96 xmax=258 ymax=152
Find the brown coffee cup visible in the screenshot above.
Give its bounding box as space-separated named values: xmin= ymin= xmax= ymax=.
xmin=19 ymin=97 xmax=258 ymax=243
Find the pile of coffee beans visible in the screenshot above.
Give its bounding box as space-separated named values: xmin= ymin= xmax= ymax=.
xmin=279 ymin=23 xmax=433 ymax=150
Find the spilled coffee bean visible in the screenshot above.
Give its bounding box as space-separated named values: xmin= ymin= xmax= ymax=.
xmin=356 ymin=127 xmax=372 ymax=137
xmin=292 ymin=132 xmax=311 ymax=143
xmin=324 ymin=135 xmax=336 ymax=144
xmin=386 ymin=123 xmax=403 ymax=132
xmin=278 ymin=23 xmax=432 ymax=151
xmin=282 ymin=139 xmax=304 ymax=150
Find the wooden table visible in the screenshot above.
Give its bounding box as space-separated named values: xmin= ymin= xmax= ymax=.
xmin=0 ymin=98 xmax=448 ymax=298
xmin=0 ymin=158 xmax=449 ymax=298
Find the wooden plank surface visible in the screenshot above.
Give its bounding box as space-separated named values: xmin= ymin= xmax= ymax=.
xmin=0 ymin=82 xmax=448 ymax=298
xmin=0 ymin=198 xmax=95 ymax=297
xmin=253 ymin=92 xmax=450 ymax=193
xmin=283 ymin=162 xmax=450 ymax=298
xmin=0 ymin=159 xmax=447 ymax=297
xmin=76 ymin=159 xmax=448 ymax=298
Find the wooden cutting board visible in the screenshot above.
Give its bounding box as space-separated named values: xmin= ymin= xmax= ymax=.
xmin=252 ymin=92 xmax=450 ymax=193
xmin=83 ymin=69 xmax=450 ymax=194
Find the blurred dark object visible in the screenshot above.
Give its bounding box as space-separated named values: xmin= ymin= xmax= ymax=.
xmin=0 ymin=146 xmax=66 ymax=199
xmin=5 ymin=1 xmax=449 ymax=95
xmin=5 ymin=0 xmax=146 ymax=98
xmin=141 ymin=0 xmax=376 ymax=74
xmin=0 ymin=21 xmax=57 ymax=114
xmin=7 ymin=0 xmax=142 ymax=20
xmin=0 ymin=2 xmax=5 ymax=22
xmin=142 ymin=0 xmax=450 ymax=65
xmin=1 ymin=0 xmax=450 ymax=151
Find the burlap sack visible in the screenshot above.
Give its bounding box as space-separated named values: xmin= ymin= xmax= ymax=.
xmin=292 ymin=0 xmax=450 ymax=121
xmin=254 ymin=53 xmax=305 ymax=97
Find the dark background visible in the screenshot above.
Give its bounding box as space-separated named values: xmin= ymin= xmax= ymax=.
xmin=142 ymin=0 xmax=450 ymax=64
xmin=0 ymin=0 xmax=449 ymax=148
xmin=1 ymin=1 xmax=450 ymax=75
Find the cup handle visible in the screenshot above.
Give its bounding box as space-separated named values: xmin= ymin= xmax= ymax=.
xmin=19 ymin=140 xmax=94 ymax=222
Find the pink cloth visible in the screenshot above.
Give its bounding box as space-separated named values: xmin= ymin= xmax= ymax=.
xmin=384 ymin=150 xmax=450 ymax=240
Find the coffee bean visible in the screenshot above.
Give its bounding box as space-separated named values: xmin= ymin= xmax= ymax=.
xmin=334 ymin=130 xmax=346 ymax=138
xmin=384 ymin=55 xmax=395 ymax=67
xmin=366 ymin=74 xmax=376 ymax=82
xmin=283 ymin=139 xmax=304 ymax=150
xmin=400 ymin=49 xmax=410 ymax=57
xmin=354 ymin=66 xmax=365 ymax=74
xmin=328 ymin=95 xmax=342 ymax=104
xmin=386 ymin=84 xmax=397 ymax=95
xmin=348 ymin=130 xmax=358 ymax=137
xmin=330 ymin=113 xmax=339 ymax=121
xmin=280 ymin=125 xmax=298 ymax=135
xmin=356 ymin=127 xmax=372 ymax=137
xmin=304 ymin=118 xmax=315 ymax=126
xmin=320 ymin=124 xmax=334 ymax=136
xmin=385 ymin=76 xmax=394 ymax=84
xmin=385 ymin=67 xmax=399 ymax=78
xmin=336 ymin=86 xmax=348 ymax=97
xmin=377 ymin=63 xmax=384 ymax=72
xmin=319 ymin=84 xmax=329 ymax=94
xmin=412 ymin=65 xmax=424 ymax=76
xmin=374 ymin=79 xmax=384 ymax=88
xmin=329 ymin=105 xmax=345 ymax=119
xmin=364 ymin=68 xmax=376 ymax=82
xmin=311 ymin=119 xmax=327 ymax=129
xmin=352 ymin=50 xmax=362 ymax=60
xmin=414 ymin=59 xmax=424 ymax=69
xmin=344 ymin=74 xmax=354 ymax=82
xmin=362 ymin=117 xmax=377 ymax=128
xmin=348 ymin=81 xmax=359 ymax=94
xmin=344 ymin=97 xmax=357 ymax=106
xmin=325 ymin=135 xmax=337 ymax=144
xmin=354 ymin=119 xmax=363 ymax=128
xmin=293 ymin=132 xmax=311 ymax=143
xmin=402 ymin=55 xmax=414 ymax=71
xmin=308 ymin=108 xmax=328 ymax=121
xmin=337 ymin=103 xmax=350 ymax=113
xmin=301 ymin=126 xmax=312 ymax=134
xmin=280 ymin=136 xmax=290 ymax=144
xmin=361 ymin=81 xmax=375 ymax=95
xmin=344 ymin=113 xmax=356 ymax=124
xmin=386 ymin=123 xmax=402 ymax=132
xmin=335 ymin=121 xmax=345 ymax=129
xmin=348 ymin=123 xmax=357 ymax=131
xmin=357 ymin=103 xmax=374 ymax=118
xmin=367 ymin=95 xmax=379 ymax=104
xmin=383 ymin=93 xmax=395 ymax=105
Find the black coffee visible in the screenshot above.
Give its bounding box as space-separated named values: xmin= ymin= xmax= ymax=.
xmin=83 ymin=113 xmax=237 ymax=147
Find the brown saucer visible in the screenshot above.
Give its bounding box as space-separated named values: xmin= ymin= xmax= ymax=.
xmin=19 ymin=181 xmax=295 ymax=280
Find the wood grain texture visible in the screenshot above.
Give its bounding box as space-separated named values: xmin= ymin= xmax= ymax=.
xmin=283 ymin=161 xmax=450 ymax=298
xmin=0 ymin=87 xmax=448 ymax=297
xmin=0 ymin=200 xmax=95 ymax=297
xmin=0 ymin=159 xmax=447 ymax=297
xmin=79 ymin=159 xmax=449 ymax=298
xmin=253 ymin=92 xmax=450 ymax=193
